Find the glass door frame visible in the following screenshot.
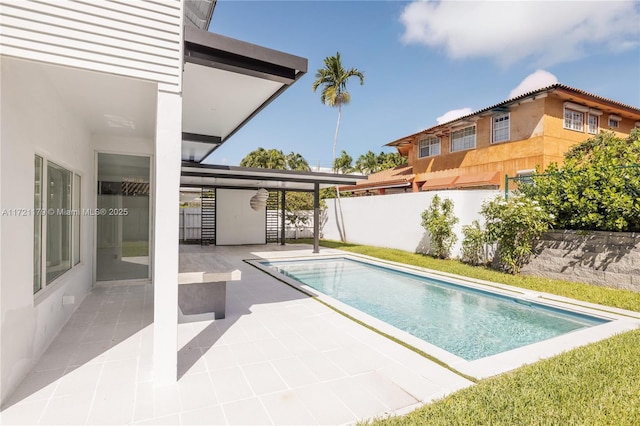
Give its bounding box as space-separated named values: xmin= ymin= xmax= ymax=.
xmin=93 ymin=150 xmax=154 ymax=284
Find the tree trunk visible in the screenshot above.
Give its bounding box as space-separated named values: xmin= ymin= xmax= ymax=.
xmin=333 ymin=104 xmax=347 ymax=242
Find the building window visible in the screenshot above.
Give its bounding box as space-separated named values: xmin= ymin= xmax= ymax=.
xmin=451 ymin=126 xmax=476 ymax=152
xmin=608 ymin=115 xmax=621 ymax=128
xmin=564 ymin=109 xmax=584 ymax=131
xmin=34 ymin=156 xmax=81 ymax=294
xmin=418 ymin=136 xmax=441 ymax=158
xmin=588 ymin=114 xmax=599 ymax=134
xmin=492 ymin=113 xmax=510 ymax=143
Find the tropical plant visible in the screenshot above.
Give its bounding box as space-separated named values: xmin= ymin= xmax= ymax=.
xmin=461 ymin=220 xmax=486 ymax=266
xmin=355 ymin=150 xmax=379 ymax=175
xmin=239 ymin=147 xmax=287 ymax=169
xmin=420 ymin=195 xmax=459 ymax=259
xmin=311 ymin=52 xmax=364 ymax=167
xmin=334 ymin=150 xmax=354 ymax=173
xmin=480 ymin=194 xmax=551 ymax=274
xmin=312 ymin=52 xmax=364 ymax=241
xmin=286 ymin=152 xmax=311 ymax=171
xmin=377 ymin=151 xmax=407 ymax=170
xmin=521 ymin=129 xmax=640 ymax=232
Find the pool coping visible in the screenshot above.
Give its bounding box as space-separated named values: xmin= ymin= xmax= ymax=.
xmin=246 ymin=251 xmax=640 ymax=380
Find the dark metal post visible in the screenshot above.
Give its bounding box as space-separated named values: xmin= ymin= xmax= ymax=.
xmin=280 ymin=190 xmax=286 ymax=245
xmin=313 ymin=183 xmax=320 ymax=253
xmin=504 ymin=173 xmax=509 ymax=200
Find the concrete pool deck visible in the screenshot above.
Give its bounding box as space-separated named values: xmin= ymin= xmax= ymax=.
xmin=1 ymin=244 xmax=472 ymax=425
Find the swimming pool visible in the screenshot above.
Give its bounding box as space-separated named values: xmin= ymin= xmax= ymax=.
xmin=261 ymin=257 xmax=608 ymax=361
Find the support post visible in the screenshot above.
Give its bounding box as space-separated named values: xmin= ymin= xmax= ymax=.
xmin=153 ymin=90 xmax=181 ymax=384
xmin=504 ymin=173 xmax=509 ymax=200
xmin=313 ymin=183 xmax=320 ymax=253
xmin=280 ymin=190 xmax=286 ymax=245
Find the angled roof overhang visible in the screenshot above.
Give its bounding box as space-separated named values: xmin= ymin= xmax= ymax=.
xmin=181 ymin=163 xmax=367 ymax=192
xmin=182 ymin=26 xmax=307 ymax=162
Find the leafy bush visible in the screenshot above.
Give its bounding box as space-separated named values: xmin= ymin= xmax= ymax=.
xmin=421 ymin=195 xmax=459 ymax=259
xmin=481 ymin=194 xmax=551 ymax=274
xmin=521 ymin=129 xmax=640 ymax=232
xmin=461 ymin=220 xmax=485 ymax=266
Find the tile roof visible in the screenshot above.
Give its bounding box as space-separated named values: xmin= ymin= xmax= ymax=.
xmin=339 ymin=164 xmax=414 ymax=191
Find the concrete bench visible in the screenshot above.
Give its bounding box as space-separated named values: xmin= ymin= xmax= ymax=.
xmin=178 ymin=270 xmax=241 ymax=321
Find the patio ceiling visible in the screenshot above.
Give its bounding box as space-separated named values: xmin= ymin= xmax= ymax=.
xmin=180 ymin=163 xmax=367 ymax=192
xmin=182 ymin=27 xmax=307 ymax=163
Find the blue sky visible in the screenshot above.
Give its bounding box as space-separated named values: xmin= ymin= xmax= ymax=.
xmin=206 ymin=0 xmax=640 ymax=169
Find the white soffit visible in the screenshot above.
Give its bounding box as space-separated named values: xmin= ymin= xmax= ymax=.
xmin=182 ymin=63 xmax=284 ymax=139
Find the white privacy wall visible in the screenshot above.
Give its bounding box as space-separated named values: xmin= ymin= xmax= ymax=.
xmin=216 ymin=189 xmax=267 ymax=245
xmin=324 ymin=190 xmax=501 ymax=257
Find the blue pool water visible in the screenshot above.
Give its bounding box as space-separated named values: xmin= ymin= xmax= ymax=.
xmin=262 ymin=257 xmax=608 ymax=361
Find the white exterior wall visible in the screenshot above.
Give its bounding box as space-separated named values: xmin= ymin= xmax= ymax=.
xmin=216 ymin=189 xmax=267 ymax=245
xmin=1 ymin=0 xmax=184 ymax=402
xmin=0 ymin=0 xmax=182 ymax=92
xmin=0 ymin=58 xmax=95 ymax=403
xmin=324 ymin=191 xmax=501 ymax=257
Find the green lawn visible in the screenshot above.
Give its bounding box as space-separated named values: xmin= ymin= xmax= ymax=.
xmin=291 ymin=239 xmax=640 ymax=425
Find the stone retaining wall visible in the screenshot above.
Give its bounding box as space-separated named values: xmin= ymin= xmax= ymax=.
xmin=521 ymin=230 xmax=640 ymax=291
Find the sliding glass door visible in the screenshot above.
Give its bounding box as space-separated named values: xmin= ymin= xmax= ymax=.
xmin=96 ymin=153 xmax=150 ymax=281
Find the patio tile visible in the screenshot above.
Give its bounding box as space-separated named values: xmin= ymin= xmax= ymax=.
xmin=105 ymin=333 xmax=142 ymax=361
xmin=178 ymin=345 xmax=207 ymax=377
xmin=133 ymin=381 xmax=156 ymax=422
xmin=209 ymin=366 xmax=254 ymax=404
xmin=87 ymin=385 xmax=135 ymax=425
xmin=53 ymin=363 xmax=102 ymax=397
xmin=152 ymin=383 xmax=182 ymax=419
xmin=253 ymin=338 xmax=293 ymax=360
xmin=270 ymin=357 xmax=318 ymax=388
xmin=202 ymin=345 xmax=237 ymax=371
xmin=2 ymin=368 xmax=64 ymax=403
xmin=352 ymin=372 xmax=418 ymax=411
xmin=0 ymin=396 xmax=48 ymax=425
xmin=240 ymin=362 xmax=288 ymax=395
xmin=180 ymin=404 xmax=227 ymax=425
xmin=68 ymin=340 xmax=110 ymax=367
xmin=222 ymin=397 xmax=272 ymax=426
xmin=177 ymin=372 xmax=217 ymax=412
xmin=294 ymin=382 xmax=357 ymax=425
xmin=327 ymin=376 xmax=390 ymax=420
xmin=135 ymin=413 xmax=181 ymax=425
xmin=96 ymin=358 xmax=138 ymax=388
xmin=38 ymin=391 xmax=94 ymax=425
xmin=227 ymin=341 xmax=267 ymax=365
xmin=299 ymin=352 xmax=347 ymax=382
xmin=260 ymin=390 xmax=316 ymax=425
xmin=377 ymin=363 xmax=444 ymax=402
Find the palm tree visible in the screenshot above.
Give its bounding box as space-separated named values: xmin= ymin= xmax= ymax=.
xmin=312 ymin=52 xmax=364 ymax=242
xmin=312 ymin=52 xmax=364 ymax=169
xmin=333 ymin=150 xmax=354 ymax=174
xmin=355 ymin=150 xmax=379 ymax=175
xmin=240 ymin=148 xmax=286 ymax=169
xmin=286 ymin=152 xmax=311 ymax=171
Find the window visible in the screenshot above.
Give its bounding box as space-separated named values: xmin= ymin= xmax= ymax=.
xmin=564 ymin=109 xmax=584 ymax=131
xmin=34 ymin=156 xmax=81 ymax=294
xmin=492 ymin=113 xmax=510 ymax=143
xmin=451 ymin=126 xmax=476 ymax=152
xmin=588 ymin=114 xmax=599 ymax=134
xmin=418 ymin=136 xmax=441 ymax=158
xmin=34 ymin=156 xmax=43 ymax=293
xmin=608 ymin=115 xmax=621 ymax=128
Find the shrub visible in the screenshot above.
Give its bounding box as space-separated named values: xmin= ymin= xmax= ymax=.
xmin=481 ymin=194 xmax=551 ymax=274
xmin=421 ymin=195 xmax=459 ymax=259
xmin=520 ymin=129 xmax=640 ymax=232
xmin=461 ymin=220 xmax=485 ymax=266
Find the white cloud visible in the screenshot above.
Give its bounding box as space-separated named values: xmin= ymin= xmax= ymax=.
xmin=400 ymin=1 xmax=640 ymax=66
xmin=508 ymin=70 xmax=558 ymax=99
xmin=437 ymin=107 xmax=473 ymax=124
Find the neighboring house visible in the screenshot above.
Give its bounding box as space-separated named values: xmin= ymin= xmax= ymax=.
xmin=0 ymin=0 xmax=365 ymax=405
xmin=341 ymin=85 xmax=640 ymax=194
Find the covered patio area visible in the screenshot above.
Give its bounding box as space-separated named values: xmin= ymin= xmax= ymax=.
xmin=1 ymin=244 xmax=471 ymax=425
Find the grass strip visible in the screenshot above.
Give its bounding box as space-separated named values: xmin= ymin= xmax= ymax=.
xmin=362 ymin=329 xmax=640 ymax=425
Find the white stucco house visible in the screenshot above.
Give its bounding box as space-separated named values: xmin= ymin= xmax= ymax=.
xmin=0 ymin=0 xmax=362 ymax=405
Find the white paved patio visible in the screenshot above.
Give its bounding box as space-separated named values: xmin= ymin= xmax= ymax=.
xmin=0 ymin=244 xmax=471 ymax=425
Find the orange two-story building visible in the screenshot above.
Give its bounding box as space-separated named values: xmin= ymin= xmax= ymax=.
xmin=342 ymin=84 xmax=640 ymax=194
